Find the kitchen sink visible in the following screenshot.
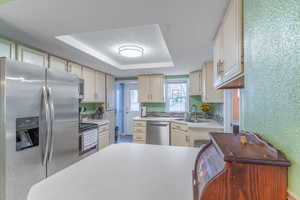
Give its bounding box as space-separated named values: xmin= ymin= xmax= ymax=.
xmin=175 ymin=119 xmax=210 ymax=123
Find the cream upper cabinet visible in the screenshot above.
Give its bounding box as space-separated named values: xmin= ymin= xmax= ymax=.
xmin=202 ymin=61 xmax=224 ymax=103
xmin=213 ymin=0 xmax=244 ymax=89
xmin=189 ymin=70 xmax=202 ymax=96
xmin=68 ymin=62 xmax=82 ymax=79
xmin=213 ymin=25 xmax=224 ymax=87
xmin=0 ymin=38 xmax=15 ymax=59
xmin=17 ymin=45 xmax=48 ymax=67
xmin=106 ymin=74 xmax=115 ymax=110
xmin=95 ymin=71 xmax=106 ymax=103
xmin=149 ymin=75 xmax=164 ymax=102
xmin=138 ymin=74 xmax=164 ymax=103
xmin=49 ymin=56 xmax=67 ymax=72
xmin=82 ymin=67 xmax=96 ymax=102
xmin=138 ymin=75 xmax=150 ymax=102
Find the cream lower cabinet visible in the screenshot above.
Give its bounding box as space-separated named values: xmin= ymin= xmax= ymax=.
xmin=133 ymin=120 xmax=147 ymax=144
xmin=138 ymin=74 xmax=164 ymax=103
xmin=49 ymin=56 xmax=67 ymax=72
xmin=98 ymin=123 xmax=110 ymax=149
xmin=189 ymin=127 xmax=223 ymax=146
xmin=213 ymin=0 xmax=244 ymax=89
xmin=0 ymin=38 xmax=15 ymax=59
xmin=189 ymin=70 xmax=202 ymax=96
xmin=17 ymin=45 xmax=48 ymax=67
xmin=202 ymin=61 xmax=224 ymax=103
xmin=171 ymin=123 xmax=190 ymax=147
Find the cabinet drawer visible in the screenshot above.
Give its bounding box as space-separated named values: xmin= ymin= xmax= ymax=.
xmin=98 ymin=125 xmax=109 ymax=133
xmin=133 ymin=133 xmax=146 ymax=141
xmin=133 ymin=127 xmax=147 ymax=134
xmin=133 ymin=121 xmax=147 ymax=127
xmin=171 ymin=123 xmax=188 ymax=132
xmin=99 ymin=129 xmax=109 ymax=136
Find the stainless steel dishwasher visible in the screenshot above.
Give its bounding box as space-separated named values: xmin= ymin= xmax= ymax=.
xmin=147 ymin=121 xmax=170 ymax=145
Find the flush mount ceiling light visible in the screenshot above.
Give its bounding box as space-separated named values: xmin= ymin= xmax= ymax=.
xmin=119 ymin=45 xmax=144 ymax=58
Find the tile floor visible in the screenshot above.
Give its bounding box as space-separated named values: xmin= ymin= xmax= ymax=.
xmin=117 ymin=135 xmax=133 ymax=143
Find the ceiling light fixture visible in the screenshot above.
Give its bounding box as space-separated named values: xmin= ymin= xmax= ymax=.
xmin=119 ymin=45 xmax=144 ymax=58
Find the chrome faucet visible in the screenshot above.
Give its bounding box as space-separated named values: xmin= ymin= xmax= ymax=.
xmin=190 ymin=104 xmax=197 ymax=121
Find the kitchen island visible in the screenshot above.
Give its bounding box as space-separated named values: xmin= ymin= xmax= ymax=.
xmin=27 ymin=144 xmax=200 ymax=200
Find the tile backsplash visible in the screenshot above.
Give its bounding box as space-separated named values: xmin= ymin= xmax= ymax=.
xmin=142 ymin=95 xmax=223 ymax=122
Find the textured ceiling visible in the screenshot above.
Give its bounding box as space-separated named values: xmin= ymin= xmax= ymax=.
xmin=0 ymin=0 xmax=229 ymax=76
xmin=58 ymin=24 xmax=174 ymax=70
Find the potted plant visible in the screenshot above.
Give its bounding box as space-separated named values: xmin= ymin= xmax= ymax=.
xmin=200 ymin=104 xmax=213 ymax=118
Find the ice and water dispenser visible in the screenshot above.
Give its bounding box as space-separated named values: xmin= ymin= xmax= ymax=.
xmin=16 ymin=117 xmax=39 ymax=151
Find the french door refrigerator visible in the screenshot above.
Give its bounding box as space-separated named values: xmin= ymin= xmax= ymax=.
xmin=0 ymin=58 xmax=80 ymax=200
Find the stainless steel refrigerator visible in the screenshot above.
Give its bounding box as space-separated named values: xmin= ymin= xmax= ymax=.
xmin=0 ymin=58 xmax=80 ymax=200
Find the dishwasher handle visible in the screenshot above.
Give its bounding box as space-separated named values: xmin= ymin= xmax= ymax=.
xmin=148 ymin=122 xmax=170 ymax=127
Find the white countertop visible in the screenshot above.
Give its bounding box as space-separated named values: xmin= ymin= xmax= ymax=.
xmin=82 ymin=118 xmax=110 ymax=126
xmin=133 ymin=116 xmax=223 ymax=129
xmin=27 ymin=144 xmax=199 ymax=200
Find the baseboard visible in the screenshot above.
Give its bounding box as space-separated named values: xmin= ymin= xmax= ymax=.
xmin=288 ymin=191 xmax=300 ymax=200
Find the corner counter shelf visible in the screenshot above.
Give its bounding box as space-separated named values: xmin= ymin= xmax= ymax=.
xmin=193 ymin=132 xmax=291 ymax=200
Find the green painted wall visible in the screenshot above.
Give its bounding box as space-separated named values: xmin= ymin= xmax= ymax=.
xmin=241 ymin=0 xmax=300 ymax=196
xmin=0 ymin=0 xmax=13 ymax=3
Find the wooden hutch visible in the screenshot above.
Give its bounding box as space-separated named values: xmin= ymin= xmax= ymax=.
xmin=193 ymin=132 xmax=291 ymax=200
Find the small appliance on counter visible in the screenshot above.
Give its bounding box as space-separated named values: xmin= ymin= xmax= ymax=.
xmin=141 ymin=106 xmax=147 ymax=117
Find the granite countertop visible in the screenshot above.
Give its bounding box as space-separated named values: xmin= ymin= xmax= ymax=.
xmin=133 ymin=116 xmax=224 ymax=129
xmin=27 ymin=144 xmax=199 ymax=200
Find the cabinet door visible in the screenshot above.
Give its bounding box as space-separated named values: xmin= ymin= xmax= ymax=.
xmin=68 ymin=62 xmax=82 ymax=78
xmin=202 ymin=62 xmax=224 ymax=103
xmin=95 ymin=71 xmax=106 ymax=103
xmin=106 ymin=74 xmax=115 ymax=110
xmin=49 ymin=56 xmax=67 ymax=72
xmin=149 ymin=75 xmax=164 ymax=102
xmin=82 ymin=67 xmax=96 ymax=102
xmin=213 ymin=25 xmax=224 ymax=87
xmin=99 ymin=133 xmax=110 ymax=149
xmin=17 ymin=45 xmax=48 ymax=67
xmin=171 ymin=130 xmax=189 ymax=147
xmin=138 ymin=75 xmax=150 ymax=102
xmin=222 ymin=0 xmax=243 ymax=81
xmin=190 ymin=70 xmax=202 ymax=96
xmin=0 ymin=38 xmax=15 ymax=59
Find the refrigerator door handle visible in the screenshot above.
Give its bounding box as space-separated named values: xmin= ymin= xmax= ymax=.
xmin=42 ymin=86 xmax=51 ymax=166
xmin=47 ymin=87 xmax=55 ymax=163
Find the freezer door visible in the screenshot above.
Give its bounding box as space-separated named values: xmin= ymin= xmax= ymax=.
xmin=0 ymin=59 xmax=47 ymax=200
xmin=46 ymin=68 xmax=79 ymax=176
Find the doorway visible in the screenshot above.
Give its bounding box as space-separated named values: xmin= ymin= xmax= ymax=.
xmin=124 ymin=83 xmax=139 ymax=135
xmin=115 ymin=81 xmax=139 ymax=143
